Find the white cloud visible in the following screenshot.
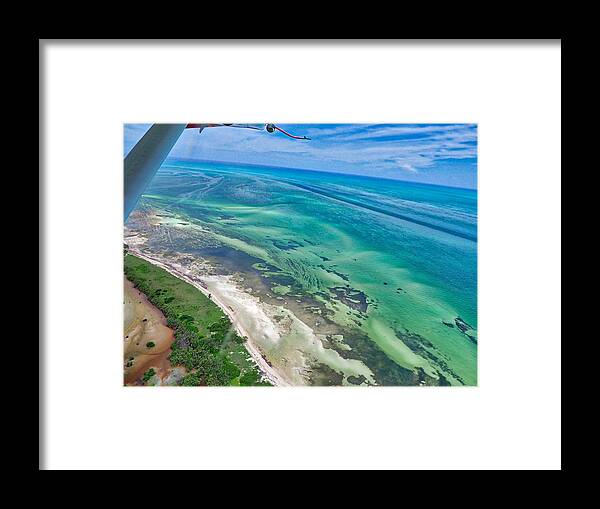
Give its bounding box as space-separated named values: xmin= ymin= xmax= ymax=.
xmin=399 ymin=163 xmax=418 ymax=173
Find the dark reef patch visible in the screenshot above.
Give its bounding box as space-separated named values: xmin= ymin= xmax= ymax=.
xmin=309 ymin=363 xmax=344 ymax=386
xmin=393 ymin=327 xmax=465 ymax=386
xmin=454 ymin=317 xmax=473 ymax=333
xmin=436 ymin=371 xmax=451 ymax=386
xmin=272 ymin=239 xmax=303 ymax=251
xmin=327 ymin=268 xmax=351 ymax=282
xmin=340 ymin=329 xmax=422 ymax=386
xmin=465 ymin=334 xmax=477 ymax=345
xmin=347 ymin=375 xmax=367 ymax=385
xmin=330 ymin=286 xmax=369 ymax=313
xmin=454 ymin=316 xmax=478 ymax=344
xmin=266 ymin=272 xmax=297 ymax=287
xmin=194 ymin=246 xmax=265 ymax=276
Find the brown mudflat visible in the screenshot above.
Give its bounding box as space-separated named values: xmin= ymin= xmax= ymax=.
xmin=123 ymin=277 xmax=175 ymax=385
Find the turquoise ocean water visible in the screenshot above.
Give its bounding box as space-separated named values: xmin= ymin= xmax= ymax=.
xmin=138 ymin=159 xmax=477 ymax=385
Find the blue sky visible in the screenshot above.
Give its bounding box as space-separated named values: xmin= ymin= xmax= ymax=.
xmin=124 ymin=123 xmax=477 ymax=189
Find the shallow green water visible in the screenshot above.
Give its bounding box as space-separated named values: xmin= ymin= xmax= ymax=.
xmin=136 ymin=159 xmax=477 ymax=385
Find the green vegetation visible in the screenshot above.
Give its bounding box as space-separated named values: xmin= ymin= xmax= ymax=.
xmin=142 ymin=368 xmax=156 ymax=383
xmin=180 ymin=372 xmax=203 ymax=386
xmin=239 ymin=370 xmax=263 ymax=386
xmin=146 ymin=341 xmax=155 ymax=348
xmin=124 ymin=254 xmax=270 ymax=386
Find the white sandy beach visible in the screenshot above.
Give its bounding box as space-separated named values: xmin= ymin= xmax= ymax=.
xmin=130 ymin=249 xmax=292 ymax=386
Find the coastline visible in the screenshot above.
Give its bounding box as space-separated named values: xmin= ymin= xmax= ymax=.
xmin=129 ymin=248 xmax=291 ymax=387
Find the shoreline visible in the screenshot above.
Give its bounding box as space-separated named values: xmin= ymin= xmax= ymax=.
xmin=129 ymin=249 xmax=291 ymax=387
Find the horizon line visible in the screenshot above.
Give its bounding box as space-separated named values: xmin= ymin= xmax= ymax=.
xmin=164 ymin=156 xmax=478 ymax=192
